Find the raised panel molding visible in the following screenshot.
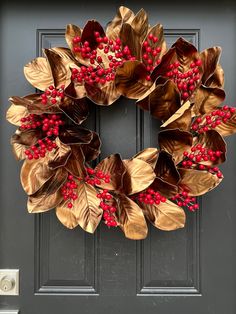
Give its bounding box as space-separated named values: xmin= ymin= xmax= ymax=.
xmin=35 ymin=28 xmax=201 ymax=296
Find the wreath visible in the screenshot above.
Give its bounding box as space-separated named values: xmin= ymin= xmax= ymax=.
xmin=6 ymin=6 xmax=236 ymax=239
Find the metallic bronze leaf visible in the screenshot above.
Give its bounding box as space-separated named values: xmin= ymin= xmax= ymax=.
xmin=75 ymin=181 xmax=102 ymax=233
xmin=48 ymin=139 xmax=72 ymax=170
xmin=65 ymin=24 xmax=82 ymax=54
xmin=85 ymin=81 xmax=120 ymax=105
xmin=137 ymin=79 xmax=181 ymax=121
xmin=161 ymin=101 xmax=192 ymax=128
xmin=81 ymin=131 xmax=101 ymax=161
xmin=118 ymin=194 xmax=148 ymax=240
xmin=81 ymin=20 xmax=105 ymax=49
xmin=11 ymin=129 xmax=42 ymax=147
xmin=27 ymin=167 xmax=67 ymax=213
xmin=115 ymin=61 xmax=151 ymax=99
xmin=106 ymin=6 xmax=135 ymax=41
xmin=133 ymin=147 xmax=159 ymax=169
xmin=59 ymin=96 xmax=89 ymax=125
xmin=158 ymin=128 xmax=193 ymax=164
xmin=65 ymin=145 xmax=87 ymax=178
xmin=6 ymin=104 xmax=28 ymax=126
xmin=200 ymin=47 xmax=222 ymax=84
xmin=150 ymin=178 xmax=179 ymax=199
xmin=141 ymin=200 xmax=186 ymax=231
xmin=192 ymin=85 xmax=225 ymax=115
xmin=214 ymin=111 xmax=236 ymax=137
xmin=130 ymin=8 xmax=148 ymax=42
xmin=151 ymin=47 xmax=176 ymax=81
xmin=142 ymin=24 xmax=167 ymax=64
xmin=24 ymin=57 xmax=53 ymax=91
xmin=65 ymin=81 xmax=87 ymax=100
xmin=56 ymin=201 xmax=79 ymax=229
xmin=12 ymin=143 xmax=27 ymax=160
xmin=197 ymin=130 xmax=226 ymax=166
xmin=44 ymin=49 xmax=71 ymax=89
xmin=119 ymin=23 xmax=142 ymax=60
xmin=95 ymin=154 xmax=126 ymax=191
xmin=59 ymin=126 xmax=93 ymax=145
xmin=123 ymin=158 xmax=156 ymax=195
xmin=178 ymin=168 xmax=222 ymax=196
xmin=154 ymin=151 xmax=180 ymax=185
xmin=21 ymin=158 xmax=55 ymax=195
xmin=205 ymin=63 xmax=224 ymax=88
xmin=50 ymin=47 xmax=76 ymax=61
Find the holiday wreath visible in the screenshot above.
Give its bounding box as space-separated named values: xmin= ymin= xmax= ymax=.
xmin=6 ymin=6 xmax=236 ymax=239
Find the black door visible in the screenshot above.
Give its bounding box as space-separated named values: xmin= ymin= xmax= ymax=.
xmin=1 ymin=1 xmax=236 ymax=313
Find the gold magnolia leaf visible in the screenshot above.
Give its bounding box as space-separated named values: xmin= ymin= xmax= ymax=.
xmin=65 ymin=145 xmax=87 ymax=178
xmin=119 ymin=23 xmax=142 ymax=60
xmin=65 ymin=24 xmax=82 ymax=53
xmin=48 ymin=139 xmax=72 ymax=170
xmin=85 ymin=81 xmax=120 ymax=105
xmin=24 ymin=57 xmax=53 ymax=90
xmin=142 ymin=24 xmax=167 ymax=64
xmin=200 ymin=47 xmax=222 ymax=84
xmin=141 ymin=200 xmax=186 ymax=231
xmin=151 ymin=47 xmax=176 ymax=81
xmin=59 ymin=126 xmax=93 ymax=145
xmin=11 ymin=129 xmax=41 ymax=147
xmin=115 ymin=61 xmax=151 ymax=99
xmin=50 ymin=47 xmax=76 ymax=61
xmin=192 ymin=85 xmax=225 ymax=115
xmin=106 ymin=6 xmax=135 ymax=40
xmin=123 ymin=158 xmax=156 ymax=195
xmin=76 ymin=181 xmax=102 ymax=233
xmin=137 ymin=79 xmax=181 ymax=121
xmin=133 ymin=148 xmax=159 ymax=169
xmin=81 ymin=20 xmax=105 ymax=49
xmin=158 ymin=128 xmax=193 ymax=164
xmin=130 ymin=8 xmax=148 ymax=42
xmin=95 ymin=154 xmax=126 ymax=191
xmin=197 ymin=130 xmax=226 ymax=165
xmin=81 ymin=131 xmax=101 ymax=161
xmin=151 ymin=178 xmax=179 ymax=198
xmin=118 ymin=194 xmax=148 ymax=240
xmin=44 ymin=49 xmax=71 ymax=89
xmin=27 ymin=168 xmax=67 ymax=213
xmin=161 ymin=101 xmax=192 ymax=128
xmin=12 ymin=143 xmax=26 ymax=160
xmin=59 ymin=96 xmax=89 ymax=125
xmin=205 ymin=63 xmax=224 ymax=88
xmin=166 ymin=107 xmax=192 ymax=131
xmin=214 ymin=111 xmax=236 ymax=137
xmin=178 ymin=168 xmax=222 ymax=196
xmin=21 ymin=157 xmax=55 ymax=195
xmin=56 ymin=201 xmax=79 ymax=229
xmin=154 ymin=151 xmax=180 ymax=185
xmin=65 ymin=81 xmax=87 ymax=100
xmin=6 ymin=104 xmax=28 ymax=126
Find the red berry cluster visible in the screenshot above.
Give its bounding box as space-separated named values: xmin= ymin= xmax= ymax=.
xmin=142 ymin=33 xmax=162 ymax=81
xmin=171 ymin=190 xmax=199 ymax=212
xmin=181 ymin=144 xmax=223 ymax=178
xmin=191 ymin=106 xmax=236 ymax=133
xmin=71 ymin=32 xmax=136 ymax=85
xmin=134 ymin=188 xmax=167 ymax=205
xmin=84 ymin=167 xmax=111 ymax=185
xmin=165 ymin=59 xmax=202 ymax=100
xmin=41 ymin=85 xmax=65 ymax=105
xmin=20 ymin=113 xmax=65 ymax=160
xmin=97 ymin=190 xmax=118 ymax=227
xmin=61 ymin=174 xmax=78 ymax=208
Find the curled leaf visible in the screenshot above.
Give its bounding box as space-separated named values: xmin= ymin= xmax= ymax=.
xmin=123 ymin=158 xmax=156 ymax=195
xmin=48 ymin=139 xmax=72 ymax=170
xmin=59 ymin=96 xmax=89 ymax=125
xmin=65 ymin=24 xmax=82 ymax=54
xmin=130 ymin=8 xmax=148 ymax=42
xmin=118 ymin=194 xmax=148 ymax=240
xmin=133 ymin=147 xmax=159 ymax=169
xmin=120 ymin=23 xmax=142 ymax=60
xmin=6 ymin=104 xmax=28 ymax=126
xmin=154 ymin=151 xmax=180 ymax=185
xmin=59 ymin=126 xmax=93 ymax=145
xmin=95 ymin=154 xmax=126 ymax=191
xmin=24 ymin=57 xmax=53 ymax=91
xmin=65 ymin=145 xmax=87 ymax=178
xmin=85 ymin=81 xmax=120 ymax=105
xmin=141 ymin=200 xmax=186 ymax=231
xmin=200 ymin=47 xmax=222 ymax=84
xmin=158 ymin=129 xmax=193 ymax=164
xmin=81 ymin=131 xmax=101 ymax=161
xmin=178 ymin=168 xmax=222 ymax=196
xmin=161 ymin=101 xmax=192 ymax=128
xmin=115 ymin=61 xmax=151 ymax=99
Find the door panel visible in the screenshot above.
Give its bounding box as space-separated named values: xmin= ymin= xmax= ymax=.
xmin=1 ymin=1 xmax=236 ymax=313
